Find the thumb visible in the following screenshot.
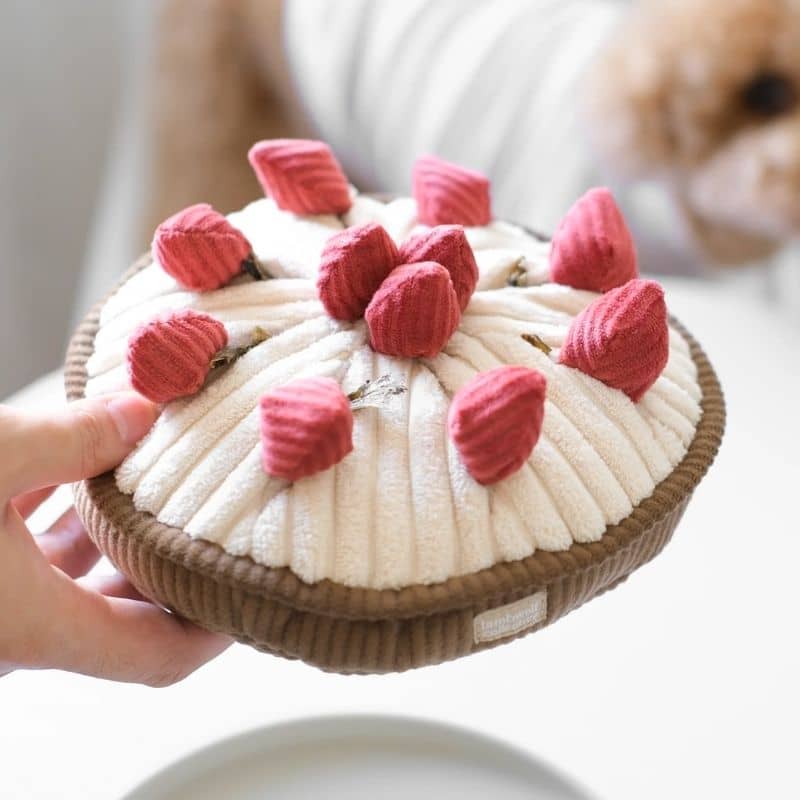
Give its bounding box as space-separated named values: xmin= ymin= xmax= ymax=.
xmin=1 ymin=392 xmax=158 ymax=499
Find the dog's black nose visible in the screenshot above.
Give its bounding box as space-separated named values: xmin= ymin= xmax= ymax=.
xmin=742 ymin=72 xmax=797 ymax=117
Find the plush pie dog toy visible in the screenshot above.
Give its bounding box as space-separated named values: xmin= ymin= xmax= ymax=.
xmin=67 ymin=140 xmax=724 ymax=673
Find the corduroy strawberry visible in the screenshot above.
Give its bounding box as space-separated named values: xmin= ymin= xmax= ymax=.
xmin=365 ymin=262 xmax=461 ymax=358
xmin=317 ymin=222 xmax=400 ymax=321
xmin=412 ymin=155 xmax=492 ymax=227
xmin=259 ymin=377 xmax=354 ymax=481
xmin=248 ymin=139 xmax=352 ymax=216
xmin=398 ymin=225 xmax=478 ymax=311
xmin=559 ymin=278 xmax=668 ymax=401
xmin=448 ymin=366 xmax=547 ymax=485
xmin=549 ymin=188 xmax=638 ymax=293
xmin=152 ymin=203 xmax=256 ymax=291
xmin=127 ymin=309 xmax=228 ymax=403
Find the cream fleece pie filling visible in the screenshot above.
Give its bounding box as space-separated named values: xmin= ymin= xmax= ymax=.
xmin=83 ymin=142 xmax=703 ymax=593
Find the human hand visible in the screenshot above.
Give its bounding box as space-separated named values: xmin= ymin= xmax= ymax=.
xmin=0 ymin=393 xmax=231 ymax=685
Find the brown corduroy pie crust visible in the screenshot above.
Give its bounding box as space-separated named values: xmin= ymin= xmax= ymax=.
xmin=65 ymin=255 xmax=725 ymax=674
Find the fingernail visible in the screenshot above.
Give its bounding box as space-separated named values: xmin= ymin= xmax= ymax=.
xmin=105 ymin=393 xmax=159 ymax=445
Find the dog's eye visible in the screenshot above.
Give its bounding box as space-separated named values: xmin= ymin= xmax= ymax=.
xmin=742 ymin=72 xmax=797 ymax=117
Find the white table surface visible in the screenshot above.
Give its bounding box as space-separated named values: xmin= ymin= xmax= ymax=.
xmin=2 ymin=275 xmax=798 ymax=800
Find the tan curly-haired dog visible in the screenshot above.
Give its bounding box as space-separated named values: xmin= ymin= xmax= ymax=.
xmin=148 ymin=0 xmax=800 ymax=265
xmin=587 ymin=0 xmax=800 ymax=263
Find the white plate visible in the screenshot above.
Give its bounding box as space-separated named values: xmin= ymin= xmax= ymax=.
xmin=122 ymin=715 xmax=594 ymax=800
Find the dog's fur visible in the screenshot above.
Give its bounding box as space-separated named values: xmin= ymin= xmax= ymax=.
xmin=587 ymin=0 xmax=800 ymax=263
xmin=149 ymin=0 xmax=800 ymax=265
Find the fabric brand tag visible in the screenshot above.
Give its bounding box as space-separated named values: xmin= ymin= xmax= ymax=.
xmin=473 ymin=591 xmax=548 ymax=644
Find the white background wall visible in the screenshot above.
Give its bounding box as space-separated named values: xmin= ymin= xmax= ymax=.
xmin=0 ymin=1 xmax=150 ymax=397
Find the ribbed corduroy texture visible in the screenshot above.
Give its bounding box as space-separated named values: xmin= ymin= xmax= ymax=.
xmin=247 ymin=139 xmax=352 ymax=215
xmin=398 ymin=225 xmax=479 ymax=311
xmin=559 ymin=279 xmax=669 ymax=402
xmin=66 ymin=246 xmax=725 ymax=675
xmin=127 ymin=309 xmax=228 ymax=404
xmin=316 ymin=222 xmax=400 ymax=321
xmin=412 ymin=155 xmax=492 ymax=227
xmin=260 ymin=376 xmax=354 ymax=481
xmin=448 ymin=366 xmax=547 ymax=485
xmin=549 ymin=188 xmax=638 ymax=293
xmin=365 ymin=262 xmax=461 ymax=358
xmin=152 ymin=203 xmax=252 ymax=291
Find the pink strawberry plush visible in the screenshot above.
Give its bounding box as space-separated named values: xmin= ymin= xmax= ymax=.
xmin=398 ymin=225 xmax=478 ymax=311
xmin=152 ymin=203 xmax=253 ymax=291
xmin=248 ymin=138 xmax=352 ymax=216
xmin=127 ymin=309 xmax=227 ymax=403
xmin=365 ymin=262 xmax=461 ymax=359
xmin=317 ymin=222 xmax=400 ymax=321
xmin=559 ymin=278 xmax=668 ymax=401
xmin=412 ymin=155 xmax=492 ymax=227
xmin=259 ymin=377 xmax=354 ymax=481
xmin=549 ymin=188 xmax=638 ymax=293
xmin=448 ymin=366 xmax=547 ymax=485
